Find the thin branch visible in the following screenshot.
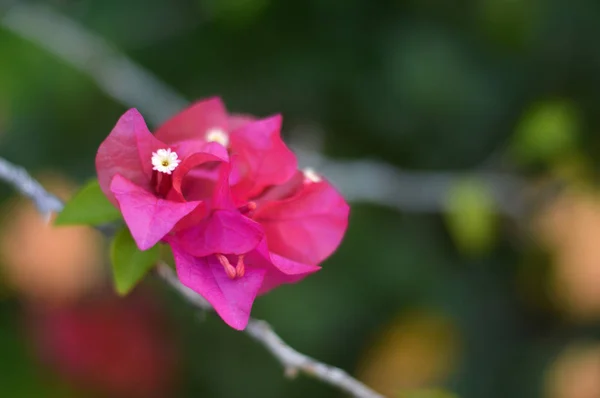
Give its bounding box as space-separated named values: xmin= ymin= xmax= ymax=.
xmin=157 ymin=264 xmax=384 ymax=398
xmin=0 ymin=157 xmax=63 ymax=216
xmin=0 ymin=155 xmax=385 ymax=398
xmin=1 ymin=2 xmax=187 ymax=126
xmin=293 ymin=148 xmax=527 ymax=218
xmin=0 ymin=2 xmax=527 ymax=218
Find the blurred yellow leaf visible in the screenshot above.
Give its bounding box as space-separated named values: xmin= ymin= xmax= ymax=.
xmin=444 ymin=178 xmax=497 ymax=255
xmin=357 ymin=310 xmax=460 ymax=397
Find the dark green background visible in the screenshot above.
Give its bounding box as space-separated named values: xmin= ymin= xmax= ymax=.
xmin=2 ymin=0 xmax=600 ymax=397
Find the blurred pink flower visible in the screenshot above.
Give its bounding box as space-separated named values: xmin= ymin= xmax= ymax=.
xmin=25 ymin=290 xmax=179 ymax=398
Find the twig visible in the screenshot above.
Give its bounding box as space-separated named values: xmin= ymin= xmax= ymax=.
xmin=0 ymin=2 xmax=527 ymax=219
xmin=0 ymin=155 xmax=386 ymax=398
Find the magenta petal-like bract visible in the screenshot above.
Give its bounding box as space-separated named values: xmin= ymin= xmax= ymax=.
xmin=170 ymin=139 xmax=229 ymax=163
xmin=170 ymin=145 xmax=229 ymax=202
xmin=175 ymin=210 xmax=263 ymax=257
xmin=254 ymin=180 xmax=350 ymax=265
xmin=230 ymin=115 xmax=298 ymax=199
xmin=246 ymin=240 xmax=321 ymax=295
xmin=96 ymin=109 xmax=165 ymax=205
xmin=111 ymin=175 xmax=202 ymax=250
xmin=154 ymin=97 xmax=228 ymax=144
xmin=227 ymin=114 xmax=255 ymax=131
xmin=171 ymin=242 xmax=266 ymax=330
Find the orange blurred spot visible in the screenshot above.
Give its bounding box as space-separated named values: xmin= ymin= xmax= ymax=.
xmin=357 ymin=310 xmax=460 ymax=397
xmin=0 ymin=173 xmax=104 ymax=303
xmin=545 ymin=342 xmax=600 ymax=398
xmin=535 ymin=190 xmax=600 ymax=320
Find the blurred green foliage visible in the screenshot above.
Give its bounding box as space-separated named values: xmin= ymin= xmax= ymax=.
xmin=2 ymin=0 xmax=600 ymax=398
xmin=511 ymin=99 xmax=580 ymax=164
xmin=444 ymin=178 xmax=497 ymax=255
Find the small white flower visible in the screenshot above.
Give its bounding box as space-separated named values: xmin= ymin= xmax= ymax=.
xmin=151 ymin=148 xmax=180 ymax=174
xmin=302 ymin=167 xmax=322 ymax=183
xmin=205 ymin=128 xmax=229 ymax=147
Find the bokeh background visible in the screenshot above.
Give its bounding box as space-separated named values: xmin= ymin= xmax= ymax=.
xmin=2 ymin=0 xmax=600 ymax=397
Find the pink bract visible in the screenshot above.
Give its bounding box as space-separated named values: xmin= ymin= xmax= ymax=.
xmin=95 ymin=109 xmax=228 ymax=250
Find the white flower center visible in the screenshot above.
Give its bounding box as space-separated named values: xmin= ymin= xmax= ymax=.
xmin=302 ymin=168 xmax=322 ymax=183
xmin=151 ymin=148 xmax=180 ymax=174
xmin=205 ymin=128 xmax=229 ymax=147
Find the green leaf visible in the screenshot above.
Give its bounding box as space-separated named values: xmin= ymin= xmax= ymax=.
xmin=444 ymin=178 xmax=497 ymax=256
xmin=110 ymin=227 xmax=160 ymax=296
xmin=160 ymin=243 xmax=176 ymax=270
xmin=55 ymin=179 xmax=121 ymax=226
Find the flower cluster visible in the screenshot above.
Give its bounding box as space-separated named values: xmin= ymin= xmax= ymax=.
xmin=96 ymin=98 xmax=349 ymax=329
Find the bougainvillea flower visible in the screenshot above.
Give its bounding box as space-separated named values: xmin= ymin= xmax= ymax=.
xmin=158 ymin=103 xmax=349 ymax=329
xmin=98 ymin=99 xmax=349 ymax=330
xmin=96 ymin=109 xmax=228 ymax=250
